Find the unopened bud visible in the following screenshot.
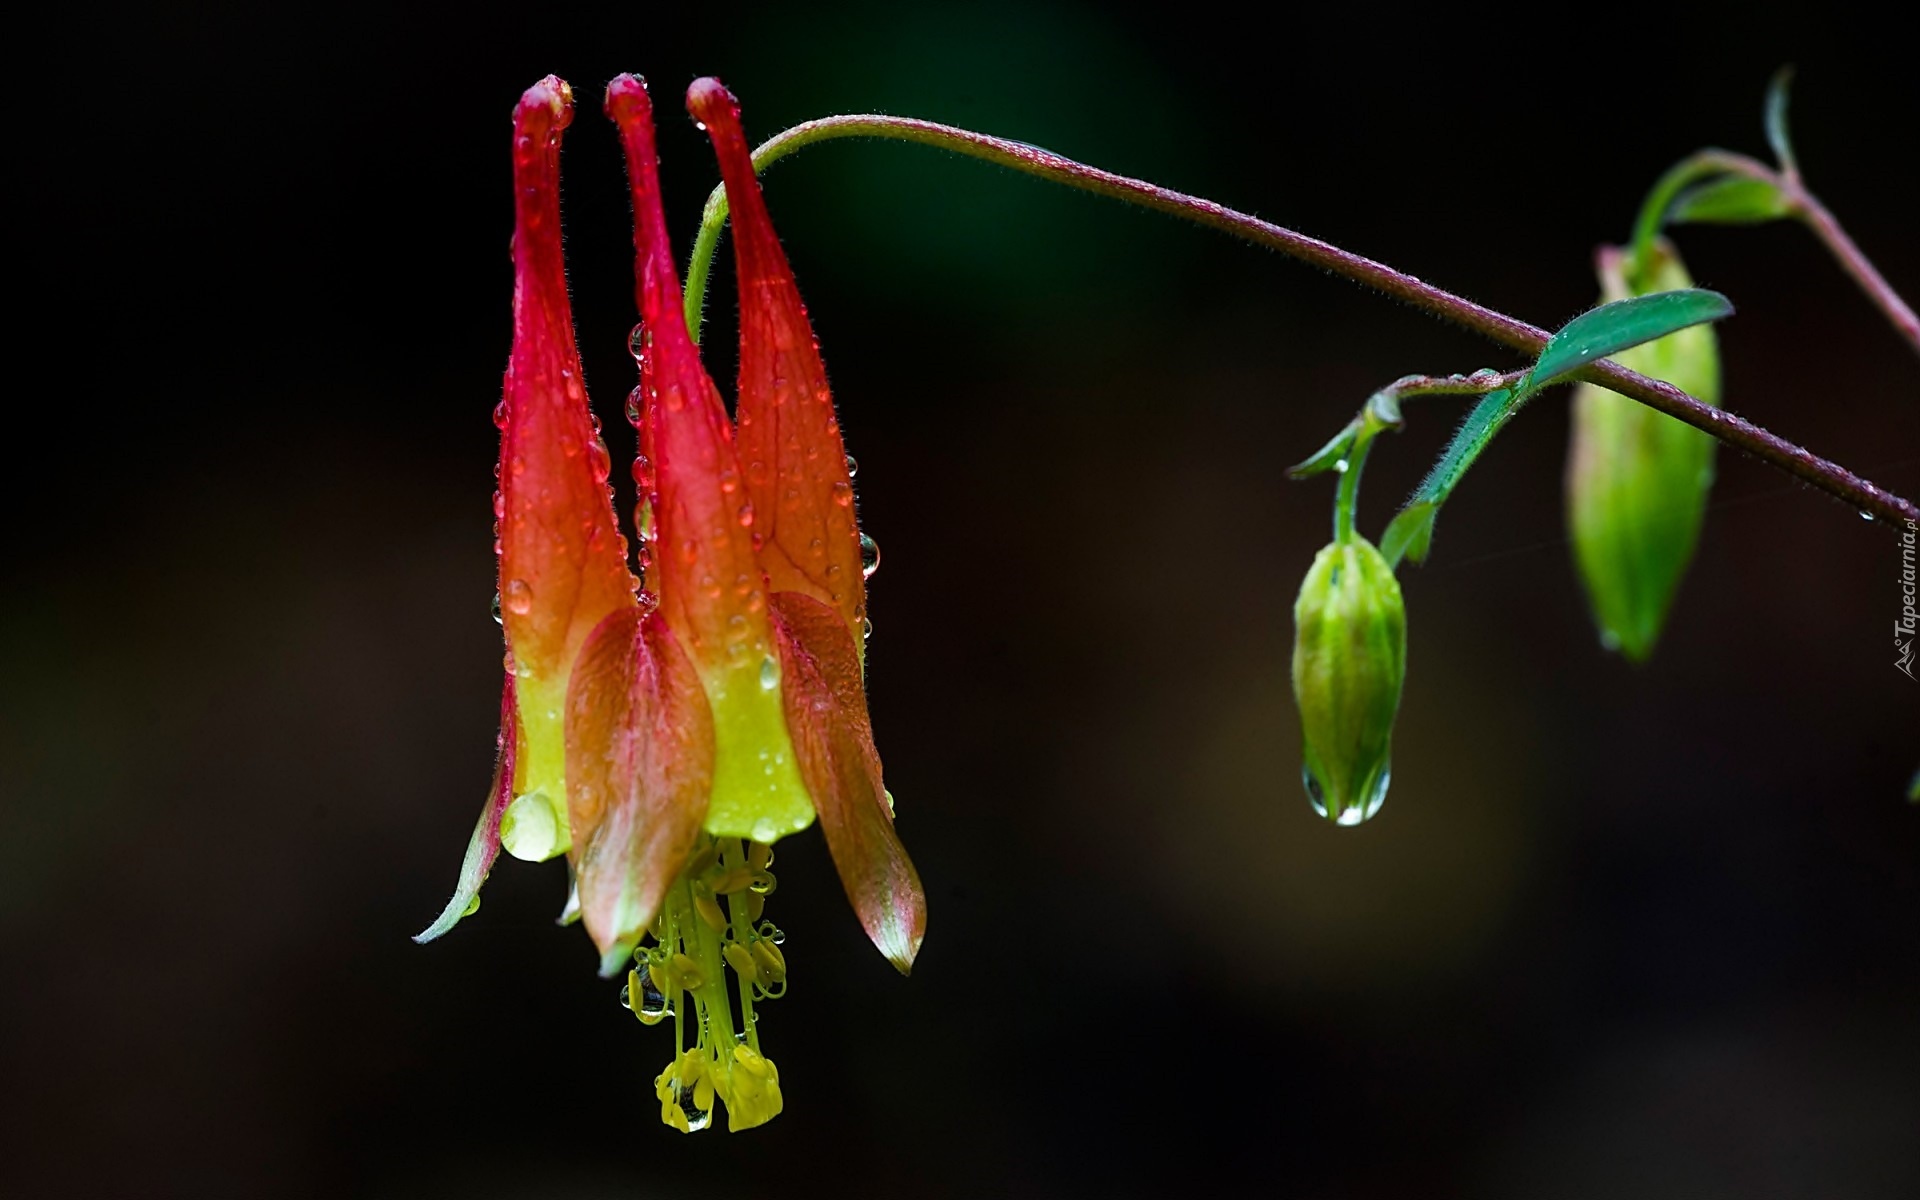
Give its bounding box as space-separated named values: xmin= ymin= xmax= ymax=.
xmin=1566 ymin=240 xmax=1719 ymax=661
xmin=1292 ymin=537 xmax=1406 ymax=825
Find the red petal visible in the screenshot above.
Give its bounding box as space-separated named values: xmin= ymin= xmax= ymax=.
xmin=606 ymin=75 xmax=775 ymax=680
xmin=565 ymin=607 xmax=715 ymax=975
xmin=414 ymin=678 xmax=521 ymax=943
xmin=689 ymin=79 xmax=866 ymax=637
xmin=770 ymin=592 xmax=925 ymax=973
xmin=499 ymin=77 xmax=637 ymax=821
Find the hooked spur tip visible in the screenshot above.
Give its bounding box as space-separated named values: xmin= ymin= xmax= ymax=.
xmin=604 ymin=72 xmax=652 ymax=120
xmin=517 ymin=75 xmax=574 ymax=131
xmin=684 ymin=76 xmax=738 ymax=126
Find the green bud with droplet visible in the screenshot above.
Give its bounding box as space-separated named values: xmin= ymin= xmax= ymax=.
xmin=1565 ymin=239 xmax=1719 ymax=661
xmin=1292 ymin=536 xmax=1406 ymax=825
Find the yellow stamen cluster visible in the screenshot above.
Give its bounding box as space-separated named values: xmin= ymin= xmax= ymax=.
xmin=621 ymin=836 xmax=788 ymax=1131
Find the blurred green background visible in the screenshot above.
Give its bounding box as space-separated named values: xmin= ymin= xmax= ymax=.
xmin=6 ymin=2 xmax=1917 ymax=1196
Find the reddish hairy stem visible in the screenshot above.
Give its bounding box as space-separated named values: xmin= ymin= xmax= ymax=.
xmin=689 ymin=116 xmax=1916 ymax=527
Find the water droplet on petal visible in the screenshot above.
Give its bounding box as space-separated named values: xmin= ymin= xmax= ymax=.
xmin=831 ymin=480 xmax=853 ymax=508
xmin=759 ymin=656 xmax=779 ymax=691
xmin=859 ymin=533 xmax=881 ymax=579
xmin=492 ymin=400 xmax=510 ymax=429
xmin=628 ymin=324 xmax=649 ymax=360
xmin=503 ymin=578 xmax=534 ymax=615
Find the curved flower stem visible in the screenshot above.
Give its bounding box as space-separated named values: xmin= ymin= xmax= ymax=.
xmin=1379 ymin=369 xmax=1528 ymax=403
xmin=1632 ymin=150 xmax=1920 ymax=356
xmin=683 ymin=115 xmax=1916 ymax=527
xmin=1796 ymin=191 xmax=1920 ymax=353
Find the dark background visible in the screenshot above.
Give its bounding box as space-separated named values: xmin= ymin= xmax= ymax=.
xmin=6 ymin=2 xmax=1917 ymax=1197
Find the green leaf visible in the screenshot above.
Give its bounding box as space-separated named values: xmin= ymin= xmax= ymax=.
xmin=1411 ymin=387 xmax=1520 ymax=507
xmin=1530 ymin=290 xmax=1733 ymax=392
xmin=1288 ymin=419 xmax=1361 ymax=479
xmin=1381 ymin=502 xmax=1437 ymax=568
xmin=1669 ymin=176 xmax=1792 ymax=225
xmin=1766 ymin=65 xmax=1798 ymax=177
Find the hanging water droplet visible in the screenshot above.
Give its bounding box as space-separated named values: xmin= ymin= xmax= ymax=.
xmin=503 ymin=578 xmax=534 ymax=615
xmin=861 ymin=616 xmax=874 ymax=641
xmin=1302 ymin=763 xmax=1388 ymax=825
xmin=1859 ymin=509 xmax=1874 ymax=522
xmin=676 ymin=1082 xmax=713 ymax=1131
xmin=492 ymin=400 xmax=510 ymax=429
xmin=844 ymin=454 xmax=859 ymax=479
xmin=490 ymin=591 xmax=504 ymax=626
xmin=770 ymin=929 xmax=786 ymax=945
xmin=625 ymin=969 xmax=671 ymax=1024
xmin=628 ymin=324 xmax=649 ymax=360
xmin=1333 ymin=458 xmax=1350 ymax=474
xmin=859 ymin=533 xmax=881 ymax=578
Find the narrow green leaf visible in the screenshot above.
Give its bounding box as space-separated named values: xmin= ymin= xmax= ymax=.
xmin=1530 ymin=290 xmax=1733 ymax=392
xmin=1288 ymin=419 xmax=1361 ymax=479
xmin=1669 ymin=176 xmax=1792 ymax=225
xmin=1381 ymin=502 xmax=1437 ymax=568
xmin=1411 ymin=387 xmax=1519 ymax=507
xmin=1766 ymin=66 xmax=1798 ymax=177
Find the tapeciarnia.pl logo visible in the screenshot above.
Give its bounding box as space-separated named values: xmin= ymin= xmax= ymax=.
xmin=1897 ymin=518 xmax=1917 ymax=680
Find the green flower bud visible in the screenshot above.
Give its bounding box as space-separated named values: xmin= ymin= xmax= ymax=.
xmin=1565 ymin=239 xmax=1719 ymax=661
xmin=1292 ymin=536 xmax=1406 ymax=825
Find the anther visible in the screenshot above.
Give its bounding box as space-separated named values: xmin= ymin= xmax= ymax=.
xmin=712 ymin=867 xmax=756 ymax=895
xmin=750 ymin=938 xmax=787 ymax=983
xmin=671 ymin=951 xmax=704 ymax=990
xmin=723 ymin=940 xmax=761 ymax=986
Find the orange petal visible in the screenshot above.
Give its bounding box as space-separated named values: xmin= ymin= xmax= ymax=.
xmin=499 ymin=76 xmax=637 ymax=851
xmin=770 ymin=592 xmax=926 ymax=973
xmin=606 ymin=75 xmax=772 ymax=685
xmin=608 ymin=75 xmax=814 ymax=843
xmin=414 ymin=678 xmax=521 ymax=943
xmin=688 ymin=78 xmax=866 ymax=639
xmin=565 ymin=607 xmax=715 ymax=975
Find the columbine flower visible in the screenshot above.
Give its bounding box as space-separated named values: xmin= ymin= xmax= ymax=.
xmin=417 ymin=74 xmax=926 ymax=1135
